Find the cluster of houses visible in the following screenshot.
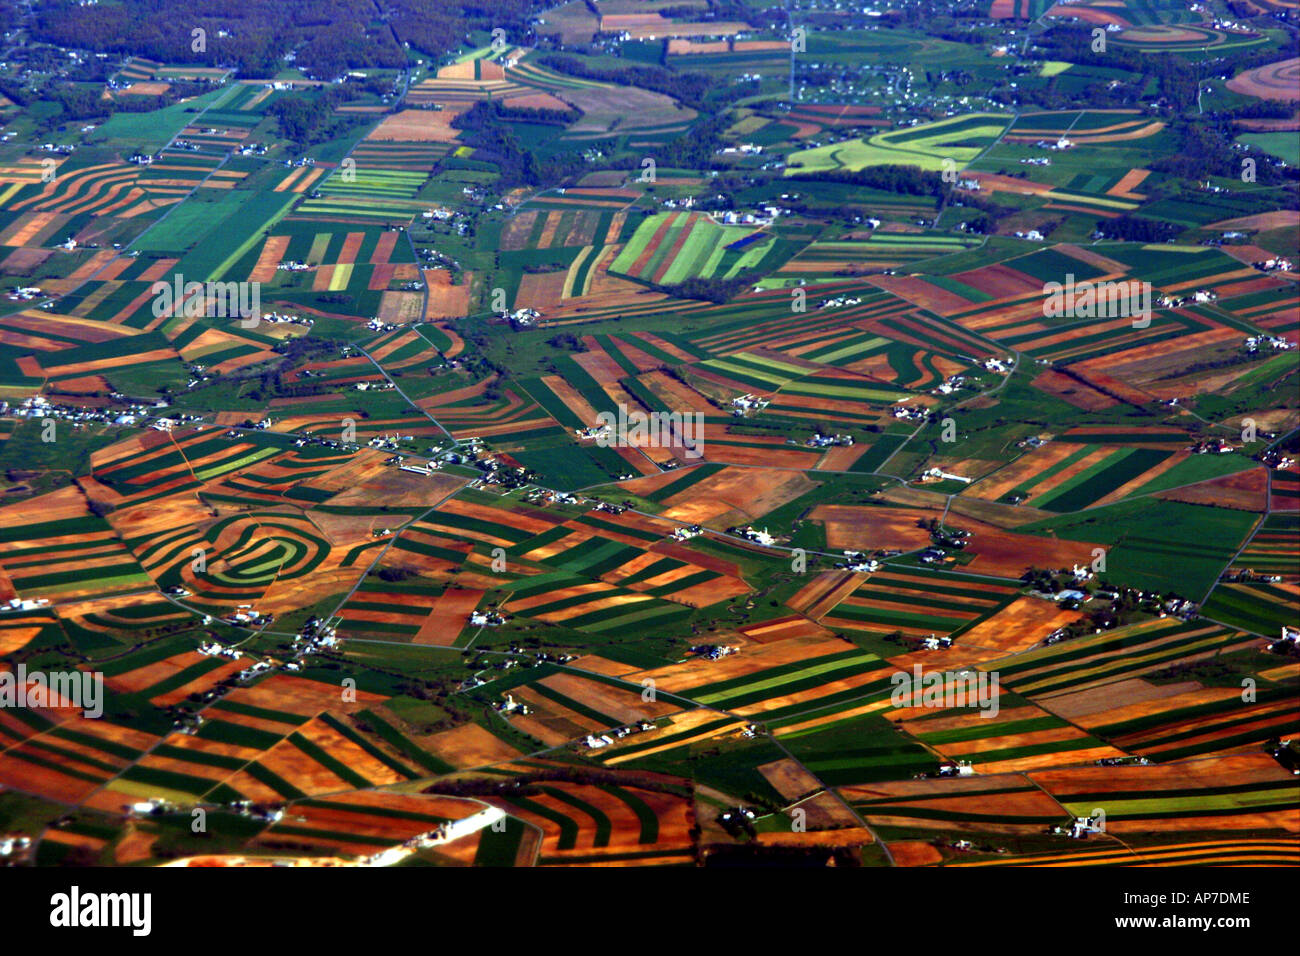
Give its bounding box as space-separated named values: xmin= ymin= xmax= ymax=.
xmin=1220 ymin=568 xmax=1283 ymax=584
xmin=714 ymin=207 xmax=781 ymax=227
xmin=733 ymin=525 xmax=776 ymax=547
xmin=719 ymin=806 xmax=756 ymax=826
xmin=127 ymin=799 xmax=177 ymax=816
xmin=717 ymin=143 xmax=763 ymax=156
xmin=1157 ymin=289 xmax=1217 ymax=308
xmin=494 ymin=693 xmax=530 ymax=717
xmin=172 ymin=710 xmax=205 ymax=734
xmin=1244 ymin=334 xmax=1293 ymax=353
xmin=1041 ymin=585 xmax=1199 ymax=640
xmin=449 ymin=436 xmax=484 ymax=458
xmin=1252 ymin=256 xmax=1293 ymax=273
xmin=691 ymin=643 xmax=738 ymax=662
xmin=891 ymin=402 xmax=926 ymax=422
xmin=292 ymin=435 xmax=359 ymax=453
xmin=804 ymin=432 xmax=854 ymax=448
xmin=522 ymin=486 xmax=572 ymax=505
xmin=1261 ymin=448 xmax=1295 ymax=470
xmin=818 ymin=294 xmax=865 ymax=310
xmin=936 ymin=760 xmax=974 ymax=777
xmin=523 ymin=487 xmax=582 ymax=508
xmin=838 ymin=550 xmax=880 ymax=573
xmin=933 ymin=374 xmax=967 ymax=395
xmin=0 ymin=835 xmax=32 ymax=860
xmin=5 ymin=394 xmax=178 ymax=431
xmin=1269 ymin=627 xmax=1299 ymax=655
xmin=224 ymin=604 xmax=270 ymax=627
xmin=273 ymin=621 xmax=338 ymax=671
xmin=369 ymin=432 xmax=413 ymax=450
xmin=465 ymin=455 xmax=535 ymax=491
xmin=470 ymin=609 xmax=509 ymax=627
xmin=165 ymin=628 xmax=329 ymax=731
xmin=921 ymin=467 xmax=971 ymax=484
xmin=185 ymin=362 xmax=216 ymax=389
xmin=225 ymin=801 xmax=285 ymax=824
xmin=1051 ymin=814 xmax=1103 ymax=839
xmin=1096 ymin=756 xmax=1150 ymax=767
xmin=1267 ymin=738 xmax=1299 ymax=775
xmin=1 ymin=596 xmax=49 ymax=616
xmin=506 ymin=307 xmax=541 ymax=326
xmin=5 ymin=286 xmax=44 ymax=302
xmin=730 ymin=393 xmax=769 ymax=416
xmin=581 ymin=721 xmax=656 ymax=750
xmin=932 ymin=527 xmax=972 ymax=552
xmin=1188 ymin=437 xmax=1234 ymax=455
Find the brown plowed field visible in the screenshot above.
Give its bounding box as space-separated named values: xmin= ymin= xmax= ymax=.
xmin=659 ymin=466 xmax=818 ymax=526
xmin=954 ymin=597 xmax=1083 ymax=654
xmin=368 ymin=108 xmax=463 ymax=142
xmin=1228 ymin=57 xmax=1300 ymax=101
xmin=1157 ymin=466 xmax=1268 ymax=511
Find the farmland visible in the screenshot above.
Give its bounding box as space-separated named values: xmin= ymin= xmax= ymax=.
xmin=0 ymin=0 xmax=1293 ymax=882
xmin=786 ymin=114 xmax=1013 ymax=174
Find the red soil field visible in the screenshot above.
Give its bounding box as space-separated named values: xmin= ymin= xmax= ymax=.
xmin=1158 ymin=466 xmax=1269 ymax=511
xmin=869 ymin=274 xmax=976 ymax=316
xmin=516 ymin=270 xmax=568 ymax=312
xmin=1032 ymin=369 xmax=1118 ymax=410
xmin=1228 ymin=57 xmax=1300 ymax=101
xmin=423 ymin=269 xmax=471 ymax=319
xmin=950 ymin=263 xmax=1042 ymax=299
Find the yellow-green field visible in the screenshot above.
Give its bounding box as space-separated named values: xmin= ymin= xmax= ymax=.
xmin=786 ymin=112 xmax=1012 ymax=174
